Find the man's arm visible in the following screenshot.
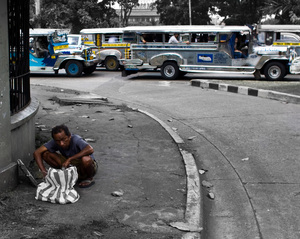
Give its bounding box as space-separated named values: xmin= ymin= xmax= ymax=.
xmin=62 ymin=145 xmax=94 ymax=168
xmin=33 ymin=145 xmax=49 ymax=177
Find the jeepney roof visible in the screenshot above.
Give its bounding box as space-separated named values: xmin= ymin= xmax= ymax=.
xmin=80 ymin=28 xmax=124 ymax=34
xmin=29 ymin=28 xmax=70 ymax=36
xmin=123 ymin=25 xmax=251 ymax=33
xmin=258 ymin=25 xmax=300 ymax=33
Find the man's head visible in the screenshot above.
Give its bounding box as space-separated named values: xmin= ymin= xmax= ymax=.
xmin=51 ymin=125 xmax=71 ymax=149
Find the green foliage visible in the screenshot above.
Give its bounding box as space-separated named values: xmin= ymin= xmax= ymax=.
xmin=30 ymin=0 xmax=118 ymax=33
xmin=117 ymin=0 xmax=139 ymax=26
xmin=262 ymin=0 xmax=300 ymax=24
xmin=153 ymin=0 xmax=211 ymax=25
xmin=212 ymin=0 xmax=264 ymax=25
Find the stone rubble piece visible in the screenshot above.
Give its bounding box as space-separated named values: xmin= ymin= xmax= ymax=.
xmin=201 ymin=180 xmax=213 ymax=188
xmin=111 ymin=190 xmax=124 ymax=197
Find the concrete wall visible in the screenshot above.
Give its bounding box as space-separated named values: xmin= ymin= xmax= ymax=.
xmin=0 ymin=0 xmax=14 ymax=194
xmin=0 ymin=0 xmax=39 ymax=194
xmin=11 ymin=98 xmax=39 ymax=165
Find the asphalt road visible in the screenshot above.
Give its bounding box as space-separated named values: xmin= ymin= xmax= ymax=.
xmin=30 ymin=69 xmax=300 ymax=238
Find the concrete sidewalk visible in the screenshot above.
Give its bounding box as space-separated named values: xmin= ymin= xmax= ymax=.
xmin=0 ymin=85 xmax=202 ymax=239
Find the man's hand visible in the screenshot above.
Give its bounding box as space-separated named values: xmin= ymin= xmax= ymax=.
xmin=42 ymin=170 xmax=48 ymax=178
xmin=62 ymin=158 xmax=72 ymax=168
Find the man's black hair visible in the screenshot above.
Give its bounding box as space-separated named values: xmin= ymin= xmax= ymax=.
xmin=51 ymin=124 xmax=71 ymax=138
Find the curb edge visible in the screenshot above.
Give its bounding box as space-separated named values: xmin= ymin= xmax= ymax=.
xmin=137 ymin=109 xmax=202 ymax=239
xmin=191 ymin=79 xmax=300 ymax=104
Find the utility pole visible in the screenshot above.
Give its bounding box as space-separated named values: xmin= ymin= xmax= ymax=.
xmin=189 ymin=0 xmax=192 ymax=25
xmin=35 ymin=0 xmax=40 ymax=16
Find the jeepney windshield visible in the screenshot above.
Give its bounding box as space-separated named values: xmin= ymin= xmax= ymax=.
xmin=68 ymin=35 xmax=80 ymax=46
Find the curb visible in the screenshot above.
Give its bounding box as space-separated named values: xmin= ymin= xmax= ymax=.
xmin=54 ymin=95 xmax=203 ymax=238
xmin=138 ymin=109 xmax=202 ymax=239
xmin=191 ymin=79 xmax=300 ymax=104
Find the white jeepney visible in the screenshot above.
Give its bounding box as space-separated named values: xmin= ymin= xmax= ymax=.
xmin=120 ymin=25 xmax=300 ymax=80
xmin=80 ymin=28 xmax=133 ymax=70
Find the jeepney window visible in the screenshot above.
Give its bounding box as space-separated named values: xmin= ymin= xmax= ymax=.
xmin=123 ymin=32 xmax=137 ymax=43
xmin=105 ymin=34 xmax=123 ymax=43
xmin=181 ymin=33 xmax=190 ymax=42
xmin=192 ymin=33 xmax=217 ymax=43
xmin=265 ymin=32 xmax=274 ymax=45
xmin=68 ymin=36 xmax=79 ymax=46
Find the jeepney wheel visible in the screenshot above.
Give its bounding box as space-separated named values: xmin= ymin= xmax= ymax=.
xmin=83 ymin=64 xmax=97 ymax=75
xmin=161 ymin=62 xmax=179 ymax=80
xmin=105 ymin=56 xmax=119 ymax=71
xmin=65 ymin=60 xmax=83 ymax=77
xmin=264 ymin=62 xmax=286 ymax=81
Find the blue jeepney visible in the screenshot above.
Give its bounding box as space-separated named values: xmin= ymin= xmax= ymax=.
xmin=30 ymin=29 xmax=100 ymax=76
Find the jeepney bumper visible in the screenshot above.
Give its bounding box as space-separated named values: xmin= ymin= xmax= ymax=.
xmin=84 ymin=58 xmax=100 ymax=67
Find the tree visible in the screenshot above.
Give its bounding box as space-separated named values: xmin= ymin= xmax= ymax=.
xmin=30 ymin=0 xmax=118 ymax=33
xmin=262 ymin=0 xmax=300 ymax=24
xmin=212 ymin=0 xmax=264 ymax=25
xmin=153 ymin=0 xmax=211 ymax=25
xmin=117 ymin=0 xmax=139 ymax=27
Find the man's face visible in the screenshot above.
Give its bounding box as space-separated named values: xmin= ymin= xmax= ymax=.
xmin=53 ymin=130 xmax=71 ymax=149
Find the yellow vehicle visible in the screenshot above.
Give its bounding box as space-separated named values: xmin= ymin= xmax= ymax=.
xmin=80 ymin=28 xmax=135 ymax=70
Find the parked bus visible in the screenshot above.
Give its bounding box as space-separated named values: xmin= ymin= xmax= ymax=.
xmin=29 ymin=29 xmax=99 ymax=76
xmin=120 ymin=25 xmax=300 ymax=80
xmin=80 ymin=28 xmax=136 ymax=70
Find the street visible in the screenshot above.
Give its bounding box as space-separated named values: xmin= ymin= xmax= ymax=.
xmin=30 ymin=70 xmax=300 ymax=239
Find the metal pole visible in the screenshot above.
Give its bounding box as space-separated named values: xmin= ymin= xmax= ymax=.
xmin=35 ymin=0 xmax=40 ymax=16
xmin=189 ymin=0 xmax=192 ymax=25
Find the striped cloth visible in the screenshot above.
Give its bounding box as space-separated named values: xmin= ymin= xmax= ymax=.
xmin=35 ymin=166 xmax=80 ymax=204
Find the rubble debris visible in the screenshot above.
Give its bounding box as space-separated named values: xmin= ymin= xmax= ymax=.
xmin=111 ymin=190 xmax=124 ymax=197
xmin=241 ymin=157 xmax=249 ymax=161
xmin=202 ymin=180 xmax=213 ymax=188
xmin=198 ymin=169 xmax=207 ymax=175
xmin=207 ymin=192 xmax=215 ymax=200
xmin=85 ymin=138 xmax=96 ymax=143
xmin=188 ymin=136 xmax=196 ymax=140
xmin=93 ymin=231 xmax=104 ymax=237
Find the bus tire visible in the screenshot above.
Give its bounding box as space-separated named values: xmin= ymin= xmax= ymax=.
xmin=264 ymin=62 xmax=286 ymax=81
xmin=105 ymin=56 xmax=119 ymax=71
xmin=65 ymin=60 xmax=83 ymax=77
xmin=161 ymin=62 xmax=179 ymax=80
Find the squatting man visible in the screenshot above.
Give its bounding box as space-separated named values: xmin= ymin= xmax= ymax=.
xmin=34 ymin=124 xmax=97 ymax=188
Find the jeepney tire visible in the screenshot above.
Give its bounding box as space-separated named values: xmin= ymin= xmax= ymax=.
xmin=105 ymin=56 xmax=119 ymax=71
xmin=264 ymin=62 xmax=286 ymax=81
xmin=83 ymin=64 xmax=97 ymax=75
xmin=65 ymin=60 xmax=83 ymax=77
xmin=179 ymin=71 xmax=187 ymax=78
xmin=161 ymin=62 xmax=179 ymax=80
